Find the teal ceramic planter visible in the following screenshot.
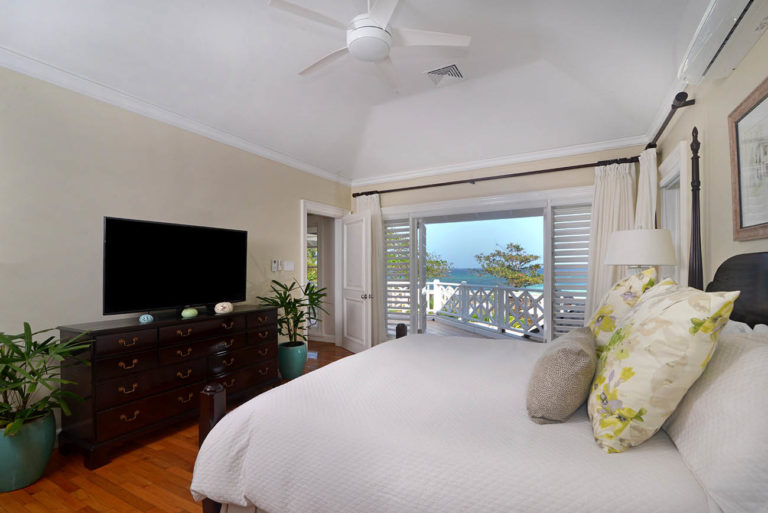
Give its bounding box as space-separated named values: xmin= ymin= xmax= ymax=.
xmin=0 ymin=413 xmax=56 ymax=492
xmin=278 ymin=341 xmax=307 ymax=380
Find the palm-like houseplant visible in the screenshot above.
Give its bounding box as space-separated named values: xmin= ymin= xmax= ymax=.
xmin=257 ymin=280 xmax=327 ymax=379
xmin=0 ymin=323 xmax=90 ymax=491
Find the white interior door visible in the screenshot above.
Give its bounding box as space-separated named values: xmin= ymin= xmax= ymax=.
xmin=342 ymin=212 xmax=371 ymax=353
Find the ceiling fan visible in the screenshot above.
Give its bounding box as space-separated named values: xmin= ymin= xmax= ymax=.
xmin=268 ymin=0 xmax=471 ymax=90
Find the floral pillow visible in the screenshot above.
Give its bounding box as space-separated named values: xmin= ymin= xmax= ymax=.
xmin=588 ymin=284 xmax=740 ymax=453
xmin=589 ymin=268 xmax=657 ymax=353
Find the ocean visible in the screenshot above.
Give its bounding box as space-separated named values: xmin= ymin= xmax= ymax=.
xmin=430 ymin=268 xmax=544 ymax=289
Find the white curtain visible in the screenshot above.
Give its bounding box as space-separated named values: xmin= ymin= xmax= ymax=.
xmin=585 ymin=162 xmax=637 ymax=320
xmin=635 ymin=148 xmax=658 ymax=229
xmin=354 ymin=194 xmax=388 ymax=346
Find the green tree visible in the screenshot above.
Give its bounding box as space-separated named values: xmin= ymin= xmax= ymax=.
xmin=307 ymin=247 xmax=318 ymax=283
xmin=425 ymin=252 xmax=452 ymax=280
xmin=474 ymin=243 xmax=543 ymax=287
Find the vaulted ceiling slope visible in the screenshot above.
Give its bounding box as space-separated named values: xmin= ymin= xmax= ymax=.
xmin=0 ymin=0 xmax=708 ymax=185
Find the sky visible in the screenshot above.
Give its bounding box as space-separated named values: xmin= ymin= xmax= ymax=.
xmin=426 ymin=217 xmax=544 ymax=268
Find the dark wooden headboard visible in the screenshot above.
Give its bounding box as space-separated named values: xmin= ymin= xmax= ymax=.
xmin=706 ymin=252 xmax=768 ymax=327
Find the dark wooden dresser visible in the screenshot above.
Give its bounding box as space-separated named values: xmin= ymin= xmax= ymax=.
xmin=58 ymin=305 xmax=279 ymax=469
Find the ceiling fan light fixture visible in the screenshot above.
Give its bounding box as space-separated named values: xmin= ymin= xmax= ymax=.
xmin=347 ymin=15 xmax=392 ymax=62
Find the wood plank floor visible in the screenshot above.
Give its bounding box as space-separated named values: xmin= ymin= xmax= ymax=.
xmin=424 ymin=318 xmax=492 ymax=338
xmin=0 ymin=341 xmax=353 ymax=513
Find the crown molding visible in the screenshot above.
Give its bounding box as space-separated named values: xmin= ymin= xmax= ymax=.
xmin=350 ymin=134 xmax=648 ymax=187
xmin=0 ymin=46 xmax=350 ymax=186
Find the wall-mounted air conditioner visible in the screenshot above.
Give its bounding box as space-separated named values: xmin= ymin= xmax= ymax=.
xmin=678 ymin=0 xmax=768 ymax=84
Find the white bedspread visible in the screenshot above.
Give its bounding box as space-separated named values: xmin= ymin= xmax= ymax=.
xmin=191 ymin=335 xmax=711 ymax=513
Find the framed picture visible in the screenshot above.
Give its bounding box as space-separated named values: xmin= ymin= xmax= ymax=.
xmin=729 ymin=75 xmax=768 ymax=241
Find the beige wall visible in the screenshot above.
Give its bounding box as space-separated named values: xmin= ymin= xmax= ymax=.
xmin=0 ymin=67 xmax=350 ymax=333
xmin=352 ymin=146 xmax=644 ymax=208
xmin=658 ymin=30 xmax=768 ymax=282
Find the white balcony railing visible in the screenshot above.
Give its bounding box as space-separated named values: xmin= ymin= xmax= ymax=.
xmin=426 ymin=280 xmax=545 ymax=341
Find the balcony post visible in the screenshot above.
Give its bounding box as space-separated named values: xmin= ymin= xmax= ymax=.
xmin=459 ymin=281 xmax=469 ymax=323
xmin=494 ymin=285 xmax=503 ymax=333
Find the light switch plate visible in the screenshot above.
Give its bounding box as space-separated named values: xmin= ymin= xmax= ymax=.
xmin=283 ymin=260 xmax=294 ymax=271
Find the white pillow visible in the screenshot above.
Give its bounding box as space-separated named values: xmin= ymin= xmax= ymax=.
xmin=721 ymin=320 xmax=753 ymax=334
xmin=754 ymin=324 xmax=768 ymax=334
xmin=663 ymin=332 xmax=768 ymax=512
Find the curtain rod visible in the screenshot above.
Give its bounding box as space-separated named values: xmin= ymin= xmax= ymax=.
xmin=352 ymin=92 xmax=694 ymax=199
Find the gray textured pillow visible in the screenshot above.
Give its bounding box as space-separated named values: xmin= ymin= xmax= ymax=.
xmin=526 ymin=327 xmax=596 ymax=424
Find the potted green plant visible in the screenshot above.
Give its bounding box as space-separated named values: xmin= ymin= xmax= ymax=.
xmin=0 ymin=323 xmax=90 ymax=492
xmin=257 ymin=280 xmax=327 ymax=380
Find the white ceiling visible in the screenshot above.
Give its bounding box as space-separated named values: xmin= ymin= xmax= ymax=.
xmin=0 ymin=0 xmax=709 ymax=185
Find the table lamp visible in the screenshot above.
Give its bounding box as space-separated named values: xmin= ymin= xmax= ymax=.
xmin=604 ymin=229 xmax=676 ymax=274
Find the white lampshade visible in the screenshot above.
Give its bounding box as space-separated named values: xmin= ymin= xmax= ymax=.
xmin=604 ymin=229 xmax=676 ymax=266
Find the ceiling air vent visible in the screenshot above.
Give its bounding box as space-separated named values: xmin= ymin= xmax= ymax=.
xmin=426 ymin=64 xmax=463 ymax=86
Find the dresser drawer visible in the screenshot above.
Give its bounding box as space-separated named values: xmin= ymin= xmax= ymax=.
xmin=95 ymin=351 xmax=156 ymax=381
xmin=156 ymin=359 xmax=207 ymax=390
xmin=94 ymin=329 xmax=157 ymax=358
xmin=251 ymin=340 xmax=277 ymax=362
xmin=249 ymin=325 xmax=277 ymax=345
xmin=158 ymin=333 xmax=246 ymax=366
xmin=95 ymin=371 xmax=155 ymax=410
xmin=208 ymin=345 xmax=264 ymax=375
xmin=247 ymin=309 xmax=277 ymax=328
xmin=95 ymin=381 xmax=203 ymax=442
xmin=213 ymin=360 xmax=278 ymax=395
xmin=159 ymin=316 xmax=245 ymax=345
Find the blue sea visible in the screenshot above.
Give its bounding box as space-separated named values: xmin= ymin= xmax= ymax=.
xmin=430 ymin=268 xmax=544 ymax=290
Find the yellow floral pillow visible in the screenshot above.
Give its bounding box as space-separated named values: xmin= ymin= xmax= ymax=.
xmin=589 ymin=268 xmax=658 ymax=353
xmin=588 ymin=284 xmax=740 ymax=453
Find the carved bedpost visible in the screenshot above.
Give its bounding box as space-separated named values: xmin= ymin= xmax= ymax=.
xmin=688 ymin=127 xmax=704 ymax=290
xmin=199 ymin=383 xmax=226 ymax=446
xmin=200 ymin=383 xmax=226 ymax=513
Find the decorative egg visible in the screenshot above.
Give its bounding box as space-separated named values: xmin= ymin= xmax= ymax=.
xmin=214 ymin=302 xmax=234 ymax=314
xmin=138 ymin=314 xmax=154 ymax=324
xmin=181 ymin=307 xmax=198 ymax=319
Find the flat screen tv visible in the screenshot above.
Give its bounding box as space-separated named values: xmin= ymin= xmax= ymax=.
xmin=103 ymin=217 xmax=247 ymax=314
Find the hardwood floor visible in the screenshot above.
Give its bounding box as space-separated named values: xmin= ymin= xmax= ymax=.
xmin=0 ymin=341 xmax=353 ymax=513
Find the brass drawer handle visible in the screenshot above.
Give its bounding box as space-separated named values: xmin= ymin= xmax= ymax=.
xmin=221 ymin=321 xmax=235 ymax=330
xmin=176 ymin=347 xmax=192 ymax=358
xmin=222 ymin=357 xmax=235 ymax=368
xmin=257 ymin=347 xmax=269 ymax=357
xmin=176 ymin=368 xmax=192 ymax=379
xmin=256 ymin=315 xmax=268 ymax=324
xmin=223 ymin=378 xmax=236 ymax=389
xmin=118 ymin=336 xmax=139 ymax=347
xmin=177 ymin=328 xmax=193 ymax=337
xmin=177 ymin=393 xmax=194 ymax=404
xmin=118 ymin=383 xmax=139 ymax=395
xmin=118 ymin=359 xmax=139 ymax=370
xmin=257 ymin=331 xmax=269 ymax=339
xmin=119 ymin=410 xmax=140 ymax=422
xmin=221 ymin=338 xmax=235 ymax=349
xmin=258 ymin=366 xmax=270 ymax=376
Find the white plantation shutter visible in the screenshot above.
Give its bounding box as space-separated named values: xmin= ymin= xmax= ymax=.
xmin=551 ymin=204 xmax=591 ymax=338
xmin=384 ymin=220 xmax=412 ymax=336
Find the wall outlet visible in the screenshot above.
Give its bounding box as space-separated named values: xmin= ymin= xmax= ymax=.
xmin=271 ymin=258 xmax=278 ymax=272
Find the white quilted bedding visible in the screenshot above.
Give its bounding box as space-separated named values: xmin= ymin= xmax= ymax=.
xmin=191 ymin=335 xmax=712 ymax=513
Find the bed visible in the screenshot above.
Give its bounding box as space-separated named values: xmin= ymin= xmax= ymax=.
xmin=190 ymin=129 xmax=768 ymax=513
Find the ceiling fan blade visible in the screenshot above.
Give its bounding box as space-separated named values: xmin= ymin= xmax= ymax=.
xmin=369 ymin=0 xmax=399 ymax=27
xmin=299 ymin=47 xmax=349 ymax=75
xmin=268 ymin=0 xmax=346 ymax=30
xmin=375 ymin=57 xmax=399 ymax=92
xmin=392 ymin=27 xmax=471 ymax=47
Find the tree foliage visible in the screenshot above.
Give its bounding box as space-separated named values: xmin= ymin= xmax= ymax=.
xmin=425 ymin=252 xmax=452 ymax=280
xmin=474 ymin=243 xmax=543 ymax=287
